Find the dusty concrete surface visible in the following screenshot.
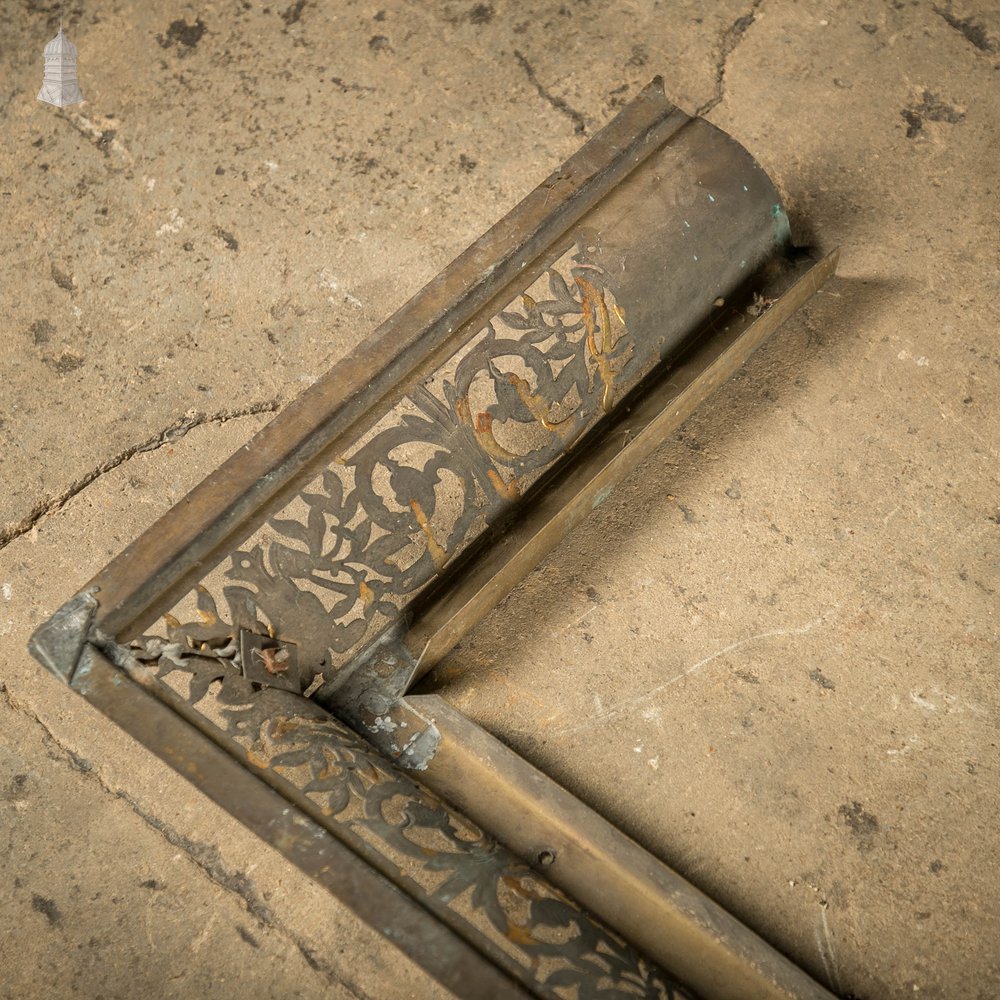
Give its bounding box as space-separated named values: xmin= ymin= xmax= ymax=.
xmin=1 ymin=1 xmax=997 ymax=998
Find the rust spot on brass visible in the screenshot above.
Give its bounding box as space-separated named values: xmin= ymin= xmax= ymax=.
xmin=487 ymin=468 xmax=520 ymax=501
xmin=505 ymin=920 xmax=539 ymax=948
xmin=254 ymin=645 xmax=289 ymax=675
xmin=409 ymin=498 xmax=447 ymax=571
xmin=576 ymin=275 xmax=628 ymax=412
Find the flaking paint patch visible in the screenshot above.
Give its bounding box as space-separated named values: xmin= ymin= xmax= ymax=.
xmin=155 ymin=208 xmax=184 ymax=236
xmin=396 ymin=723 xmax=440 ymax=771
xmin=897 ymin=349 xmax=930 ymax=367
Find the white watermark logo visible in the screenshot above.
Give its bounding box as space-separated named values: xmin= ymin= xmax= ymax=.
xmin=38 ymin=26 xmax=83 ymax=108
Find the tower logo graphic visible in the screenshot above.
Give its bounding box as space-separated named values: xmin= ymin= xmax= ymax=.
xmin=38 ymin=27 xmax=83 ymax=108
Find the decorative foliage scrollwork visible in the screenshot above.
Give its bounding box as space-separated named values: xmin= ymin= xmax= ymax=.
xmin=160 ymin=238 xmax=642 ymax=680
xmin=130 ymin=639 xmax=694 ymax=1000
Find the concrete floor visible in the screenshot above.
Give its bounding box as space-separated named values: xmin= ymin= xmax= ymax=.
xmin=1 ymin=1 xmax=997 ymax=997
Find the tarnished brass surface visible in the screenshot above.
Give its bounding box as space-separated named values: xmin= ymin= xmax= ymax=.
xmin=91 ymin=638 xmax=693 ymax=1000
xmin=411 ymin=695 xmax=834 ymax=1000
xmin=403 ymin=250 xmax=840 ymax=676
xmin=31 ymin=80 xmax=838 ymax=1000
xmin=86 ymin=79 xmax=693 ymax=642
xmin=72 ymin=647 xmax=529 ymax=999
xmin=86 ymin=82 xmax=797 ymax=687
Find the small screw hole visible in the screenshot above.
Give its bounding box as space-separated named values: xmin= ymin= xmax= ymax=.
xmin=537 ymin=849 xmax=556 ymax=867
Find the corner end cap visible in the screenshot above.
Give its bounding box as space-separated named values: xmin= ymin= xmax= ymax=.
xmin=28 ymin=588 xmax=99 ymax=684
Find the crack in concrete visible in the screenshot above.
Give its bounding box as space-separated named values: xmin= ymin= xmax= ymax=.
xmin=514 ymin=50 xmax=587 ymax=135
xmin=0 ymin=401 xmax=281 ymax=552
xmin=0 ymin=682 xmax=373 ymax=1000
xmin=117 ymin=790 xmax=274 ymax=925
xmin=329 ymin=76 xmax=376 ymax=94
xmin=696 ymin=1 xmax=765 ymax=117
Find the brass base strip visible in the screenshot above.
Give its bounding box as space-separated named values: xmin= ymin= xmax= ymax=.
xmin=411 ymin=694 xmax=834 ymax=1000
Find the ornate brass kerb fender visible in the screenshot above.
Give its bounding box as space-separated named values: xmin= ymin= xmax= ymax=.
xmin=31 ymin=79 xmax=839 ymax=1000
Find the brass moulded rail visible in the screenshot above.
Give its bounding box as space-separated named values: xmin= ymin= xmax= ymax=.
xmin=31 ymin=79 xmax=839 ymax=1000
